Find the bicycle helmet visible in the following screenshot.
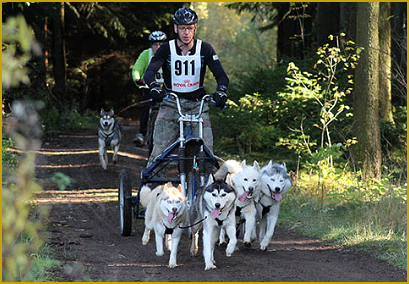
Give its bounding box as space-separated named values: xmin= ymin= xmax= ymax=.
xmin=173 ymin=7 xmax=198 ymax=25
xmin=149 ymin=31 xmax=167 ymax=42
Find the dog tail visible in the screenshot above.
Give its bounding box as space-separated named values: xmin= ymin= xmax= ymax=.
xmin=214 ymin=159 xmax=242 ymax=180
xmin=139 ymin=185 xmax=152 ymax=208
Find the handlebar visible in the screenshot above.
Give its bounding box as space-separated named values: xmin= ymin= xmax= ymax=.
xmin=165 ymin=92 xmax=211 ymax=120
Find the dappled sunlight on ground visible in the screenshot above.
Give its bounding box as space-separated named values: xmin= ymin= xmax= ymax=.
xmin=107 ymin=262 xmax=172 ymax=268
xmin=33 ymin=188 xmax=139 ymax=204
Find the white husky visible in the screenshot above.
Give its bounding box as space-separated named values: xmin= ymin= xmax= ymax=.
xmin=140 ymin=182 xmax=188 ymax=268
xmin=257 ymin=161 xmax=291 ymax=250
xmin=189 ymin=174 xmax=237 ymax=270
xmin=215 ymin=160 xmax=261 ymax=246
xmin=98 ymin=108 xmax=121 ymax=170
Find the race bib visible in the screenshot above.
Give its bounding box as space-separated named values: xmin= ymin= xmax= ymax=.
xmin=169 ymin=39 xmax=202 ymax=93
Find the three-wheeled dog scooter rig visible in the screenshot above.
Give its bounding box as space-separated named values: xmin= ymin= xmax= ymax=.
xmin=118 ymin=92 xmax=220 ymax=236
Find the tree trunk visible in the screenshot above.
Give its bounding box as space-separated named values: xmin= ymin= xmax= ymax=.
xmin=378 ymin=2 xmax=394 ymax=123
xmin=52 ymin=2 xmax=67 ymax=108
xmin=353 ymin=2 xmax=382 ymax=180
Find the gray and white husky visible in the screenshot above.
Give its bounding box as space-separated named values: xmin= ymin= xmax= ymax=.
xmin=140 ymin=182 xmax=188 ymax=268
xmin=98 ymin=108 xmax=122 ymax=170
xmin=189 ymin=174 xmax=237 ymax=270
xmin=215 ymin=160 xmax=261 ymax=247
xmin=257 ymin=161 xmax=291 ymax=250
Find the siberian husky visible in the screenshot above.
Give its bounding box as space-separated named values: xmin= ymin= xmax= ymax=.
xmin=140 ymin=182 xmax=188 ymax=268
xmin=257 ymin=161 xmax=291 ymax=250
xmin=215 ymin=160 xmax=261 ymax=247
xmin=189 ymin=174 xmax=237 ymax=270
xmin=98 ymin=108 xmax=122 ymax=170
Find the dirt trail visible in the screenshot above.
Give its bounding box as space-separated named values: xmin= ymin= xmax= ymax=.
xmin=33 ymin=119 xmax=406 ymax=282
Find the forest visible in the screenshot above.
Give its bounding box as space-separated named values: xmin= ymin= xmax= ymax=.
xmin=2 ymin=2 xmax=407 ymax=281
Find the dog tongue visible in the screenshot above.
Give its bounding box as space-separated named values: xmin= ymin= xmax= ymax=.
xmin=238 ymin=192 xmax=249 ymax=202
xmin=274 ymin=193 xmax=282 ymax=201
xmin=167 ymin=212 xmax=176 ymax=225
xmin=211 ymin=208 xmax=221 ymax=218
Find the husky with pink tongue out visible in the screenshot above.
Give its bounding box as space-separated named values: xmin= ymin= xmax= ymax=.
xmin=189 ymin=174 xmax=237 ymax=270
xmin=257 ymin=161 xmax=291 ymax=250
xmin=140 ymin=182 xmax=188 ymax=268
xmin=214 ymin=160 xmax=261 ymax=247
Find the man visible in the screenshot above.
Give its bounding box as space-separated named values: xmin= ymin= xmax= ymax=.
xmin=143 ymin=7 xmax=229 ymax=166
xmin=132 ymin=31 xmax=167 ymax=146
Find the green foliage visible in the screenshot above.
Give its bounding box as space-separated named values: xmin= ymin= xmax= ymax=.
xmin=2 ymin=138 xmax=18 ymax=173
xmin=380 ymin=106 xmax=407 ymax=184
xmin=39 ymin=104 xmax=98 ymax=136
xmin=211 ymin=64 xmax=296 ymax=165
xmin=280 ymin=173 xmax=407 ymax=270
xmin=51 ymin=172 xmax=75 ymax=191
xmin=215 ymin=93 xmax=265 ymax=155
xmin=2 ymin=15 xmax=58 ymax=281
xmin=284 ymin=34 xmax=360 ymax=168
xmin=2 ymin=14 xmax=42 ymax=89
xmin=2 ymin=102 xmax=48 ymax=281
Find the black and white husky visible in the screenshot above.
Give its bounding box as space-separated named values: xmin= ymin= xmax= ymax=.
xmin=98 ymin=108 xmax=121 ymax=170
xmin=257 ymin=161 xmax=291 ymax=250
xmin=189 ymin=174 xmax=237 ymax=270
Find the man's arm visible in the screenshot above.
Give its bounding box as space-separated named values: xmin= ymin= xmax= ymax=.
xmin=143 ymin=44 xmax=167 ymax=88
xmin=132 ymin=49 xmax=150 ymax=84
xmin=204 ymin=43 xmax=229 ymax=92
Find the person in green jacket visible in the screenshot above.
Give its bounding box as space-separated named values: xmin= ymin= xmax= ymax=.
xmin=132 ymin=31 xmax=167 ymax=146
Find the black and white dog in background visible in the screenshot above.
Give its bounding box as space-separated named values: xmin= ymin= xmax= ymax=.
xmin=98 ymin=108 xmax=122 ymax=170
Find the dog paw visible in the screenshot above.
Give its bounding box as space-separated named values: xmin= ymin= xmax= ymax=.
xmin=260 ymin=245 xmax=268 ymax=251
xmin=243 ymin=241 xmax=252 ymax=248
xmin=226 ymin=248 xmax=235 ymax=257
xmin=169 ymin=263 xmax=178 ymax=268
xmin=156 ymin=251 xmax=164 ymax=257
xmin=260 ymin=240 xmax=269 ymax=251
xmin=205 ymin=264 xmax=217 ymax=270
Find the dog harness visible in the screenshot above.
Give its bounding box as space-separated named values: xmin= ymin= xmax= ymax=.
xmin=260 ymin=203 xmax=272 ymax=217
xmin=162 ymin=221 xmax=179 ymax=234
xmin=99 ymin=121 xmax=121 ymax=147
xmin=164 ymin=225 xmax=174 ymax=235
xmin=235 ymin=197 xmax=256 ymax=217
